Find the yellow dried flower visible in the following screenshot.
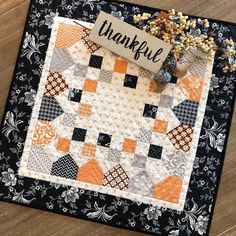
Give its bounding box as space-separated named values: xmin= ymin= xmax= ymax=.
xmin=133 ymin=10 xmax=217 ymax=61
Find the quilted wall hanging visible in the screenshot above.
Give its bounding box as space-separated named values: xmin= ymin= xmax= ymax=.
xmin=0 ymin=1 xmax=235 ymax=235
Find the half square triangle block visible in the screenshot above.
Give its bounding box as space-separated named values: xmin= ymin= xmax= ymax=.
xmin=152 ymin=176 xmax=183 ymax=203
xmin=77 ymin=160 xmax=103 ymax=185
xmin=172 ymin=99 xmax=199 ymax=127
xmin=178 ymin=75 xmax=203 ymax=102
xmin=50 ymin=48 xmax=74 ymax=72
xmin=103 ymin=164 xmax=129 ymax=190
xmin=27 ymin=146 xmax=53 ymax=174
xmin=55 ymin=23 xmax=83 ymax=48
xmin=81 ymin=28 xmax=101 ymax=53
xmin=51 ymin=154 xmax=79 ymax=180
xmin=167 ymin=124 xmax=193 ymax=152
xmin=44 ymin=71 xmax=68 ymax=97
xmin=129 ymin=171 xmax=153 ymax=196
xmin=38 ymin=96 xmax=64 ymax=121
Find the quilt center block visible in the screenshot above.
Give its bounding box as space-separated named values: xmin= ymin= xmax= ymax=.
xmin=18 ymin=17 xmax=214 ymax=211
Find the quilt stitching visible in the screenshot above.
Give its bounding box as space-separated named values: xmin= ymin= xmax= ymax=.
xmin=18 ymin=17 xmax=214 ymax=211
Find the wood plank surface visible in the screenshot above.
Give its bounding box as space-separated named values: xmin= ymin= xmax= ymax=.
xmin=0 ymin=0 xmax=235 ymax=235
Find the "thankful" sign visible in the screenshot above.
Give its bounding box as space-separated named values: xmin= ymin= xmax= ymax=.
xmin=90 ymin=11 xmax=172 ymax=73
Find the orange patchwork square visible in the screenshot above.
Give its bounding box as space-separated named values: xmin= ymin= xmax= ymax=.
xmin=149 ymin=79 xmax=158 ymax=92
xmin=114 ymin=59 xmax=128 ymax=73
xmin=78 ymin=103 xmax=92 ymax=117
xmin=153 ymin=119 xmax=168 ymax=134
xmin=81 ymin=143 xmax=96 ymax=157
xmin=149 ymin=80 xmax=165 ymax=93
xmin=122 ymin=138 xmax=137 ymax=153
xmin=83 ymin=79 xmax=98 ymax=93
xmin=57 ymin=137 xmax=71 ymax=152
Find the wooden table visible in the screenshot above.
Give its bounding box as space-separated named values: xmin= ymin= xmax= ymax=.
xmin=0 ymin=0 xmax=235 ymax=235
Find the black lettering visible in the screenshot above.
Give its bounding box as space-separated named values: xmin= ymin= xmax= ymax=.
xmin=119 ymin=35 xmax=130 ymax=47
xmin=97 ymin=20 xmax=164 ymax=63
xmin=151 ymin=48 xmax=163 ymax=63
xmin=112 ymin=32 xmax=122 ymax=43
xmin=133 ymin=41 xmax=147 ymax=60
xmin=128 ymin=35 xmax=139 ymax=50
xmin=98 ymin=20 xmax=109 ymax=36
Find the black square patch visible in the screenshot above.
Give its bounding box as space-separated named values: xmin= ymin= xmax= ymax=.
xmin=89 ymin=55 xmax=103 ymax=69
xmin=72 ymin=128 xmax=87 ymax=142
xmin=170 ymin=75 xmax=177 ymax=84
xmin=143 ymin=104 xmax=158 ymax=119
xmin=97 ymin=133 xmax=112 ymax=148
xmin=68 ymin=88 xmax=82 ymax=103
xmin=123 ymin=74 xmax=138 ymax=89
xmin=148 ymin=144 xmax=163 ymax=159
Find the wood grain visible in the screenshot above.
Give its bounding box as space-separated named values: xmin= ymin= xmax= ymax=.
xmin=0 ymin=1 xmax=235 ymax=235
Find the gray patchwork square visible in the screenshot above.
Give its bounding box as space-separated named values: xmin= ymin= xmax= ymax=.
xmin=99 ymin=69 xmax=113 ymax=83
xmin=137 ymin=128 xmax=152 ymax=143
xmin=159 ymin=95 xmax=174 ymax=108
xmin=74 ymin=63 xmax=88 ymax=77
xmin=27 ymin=146 xmax=53 ymax=174
xmin=132 ymin=154 xmax=147 ymax=168
xmin=63 ymin=113 xmax=77 ymax=127
xmin=50 ymin=48 xmax=74 ymax=72
xmin=107 ymin=149 xmax=122 ymax=162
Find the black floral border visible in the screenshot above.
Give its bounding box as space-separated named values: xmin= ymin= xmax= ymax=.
xmin=0 ymin=1 xmax=235 ymax=235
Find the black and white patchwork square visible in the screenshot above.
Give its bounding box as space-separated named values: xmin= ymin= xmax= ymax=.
xmin=51 ymin=154 xmax=79 ymax=179
xmin=143 ymin=103 xmax=158 ymax=119
xmin=172 ymin=99 xmax=199 ymax=126
xmin=63 ymin=113 xmax=77 ymax=127
xmin=97 ymin=133 xmax=112 ymax=147
xmin=38 ymin=95 xmax=64 ymax=121
xmin=107 ymin=149 xmax=122 ymax=162
xmin=148 ymin=144 xmax=163 ymax=159
xmin=89 ymin=55 xmax=103 ymax=69
xmin=137 ymin=128 xmax=152 ymax=143
xmin=68 ymin=88 xmax=82 ymax=103
xmin=99 ymin=69 xmax=113 ymax=83
xmin=72 ymin=128 xmax=87 ymax=142
xmin=123 ymin=74 xmax=138 ymax=89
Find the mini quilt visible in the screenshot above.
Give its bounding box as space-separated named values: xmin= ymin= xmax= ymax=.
xmin=19 ymin=18 xmax=213 ymax=211
xmin=0 ymin=1 xmax=235 ymax=236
